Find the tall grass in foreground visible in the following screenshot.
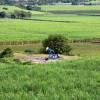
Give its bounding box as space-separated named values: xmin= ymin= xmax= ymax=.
xmin=0 ymin=57 xmax=100 ymax=100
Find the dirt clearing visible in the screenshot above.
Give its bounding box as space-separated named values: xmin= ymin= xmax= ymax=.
xmin=14 ymin=53 xmax=79 ymax=63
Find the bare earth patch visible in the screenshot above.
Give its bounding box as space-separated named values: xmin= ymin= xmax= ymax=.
xmin=14 ymin=53 xmax=79 ymax=64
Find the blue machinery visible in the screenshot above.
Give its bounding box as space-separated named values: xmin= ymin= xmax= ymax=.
xmin=46 ymin=47 xmax=59 ymax=59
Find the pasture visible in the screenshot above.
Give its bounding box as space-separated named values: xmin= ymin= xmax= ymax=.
xmin=41 ymin=5 xmax=100 ymax=11
xmin=0 ymin=5 xmax=100 ymax=41
xmin=0 ymin=58 xmax=100 ymax=100
xmin=0 ymin=15 xmax=100 ymax=41
xmin=41 ymin=5 xmax=100 ymax=15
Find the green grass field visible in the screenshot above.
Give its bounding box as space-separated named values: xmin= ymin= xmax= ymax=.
xmin=41 ymin=5 xmax=100 ymax=11
xmin=0 ymin=58 xmax=100 ymax=100
xmin=0 ymin=15 xmax=100 ymax=41
xmin=0 ymin=5 xmax=100 ymax=41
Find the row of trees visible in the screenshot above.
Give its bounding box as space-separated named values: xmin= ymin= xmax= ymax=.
xmin=0 ymin=10 xmax=31 ymax=19
xmin=0 ymin=0 xmax=95 ymax=5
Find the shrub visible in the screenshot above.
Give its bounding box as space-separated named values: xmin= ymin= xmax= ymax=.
xmin=2 ymin=7 xmax=8 ymax=10
xmin=26 ymin=5 xmax=33 ymax=10
xmin=11 ymin=13 xmax=16 ymax=19
xmin=26 ymin=6 xmax=41 ymax=11
xmin=13 ymin=10 xmax=32 ymax=19
xmin=24 ymin=49 xmax=34 ymax=54
xmin=32 ymin=6 xmax=41 ymax=11
xmin=0 ymin=11 xmax=6 ymax=18
xmin=42 ymin=35 xmax=71 ymax=55
xmin=22 ymin=61 xmax=32 ymax=65
xmin=0 ymin=48 xmax=13 ymax=58
xmin=13 ymin=59 xmax=22 ymax=64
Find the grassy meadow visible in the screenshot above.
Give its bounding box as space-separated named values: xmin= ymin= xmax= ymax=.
xmin=41 ymin=5 xmax=100 ymax=11
xmin=0 ymin=15 xmax=100 ymax=41
xmin=0 ymin=5 xmax=100 ymax=100
xmin=0 ymin=58 xmax=100 ymax=100
xmin=0 ymin=5 xmax=100 ymax=41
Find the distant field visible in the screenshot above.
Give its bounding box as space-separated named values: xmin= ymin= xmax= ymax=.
xmin=41 ymin=5 xmax=100 ymax=11
xmin=41 ymin=5 xmax=100 ymax=15
xmin=0 ymin=14 xmax=100 ymax=41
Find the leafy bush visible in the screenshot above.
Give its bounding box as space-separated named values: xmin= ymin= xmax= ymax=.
xmin=26 ymin=5 xmax=33 ymax=10
xmin=26 ymin=6 xmax=41 ymax=11
xmin=13 ymin=10 xmax=32 ymax=19
xmin=2 ymin=7 xmax=8 ymax=10
xmin=0 ymin=11 xmax=6 ymax=18
xmin=13 ymin=59 xmax=21 ymax=64
xmin=0 ymin=48 xmax=13 ymax=58
xmin=0 ymin=10 xmax=31 ymax=19
xmin=22 ymin=61 xmax=32 ymax=65
xmin=42 ymin=35 xmax=71 ymax=55
xmin=32 ymin=6 xmax=41 ymax=11
xmin=11 ymin=13 xmax=16 ymax=19
xmin=24 ymin=49 xmax=34 ymax=54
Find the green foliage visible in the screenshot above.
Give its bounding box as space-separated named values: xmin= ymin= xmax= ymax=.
xmin=2 ymin=7 xmax=8 ymax=10
xmin=26 ymin=5 xmax=41 ymax=11
xmin=0 ymin=48 xmax=13 ymax=58
xmin=32 ymin=6 xmax=41 ymax=11
xmin=0 ymin=9 xmax=32 ymax=19
xmin=22 ymin=61 xmax=32 ymax=65
xmin=13 ymin=59 xmax=21 ymax=64
xmin=26 ymin=5 xmax=33 ymax=10
xmin=42 ymin=35 xmax=71 ymax=55
xmin=0 ymin=11 xmax=6 ymax=18
xmin=24 ymin=49 xmax=34 ymax=54
xmin=13 ymin=10 xmax=32 ymax=19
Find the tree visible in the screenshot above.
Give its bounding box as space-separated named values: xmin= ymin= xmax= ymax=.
xmin=0 ymin=12 xmax=6 ymax=18
xmin=42 ymin=35 xmax=72 ymax=55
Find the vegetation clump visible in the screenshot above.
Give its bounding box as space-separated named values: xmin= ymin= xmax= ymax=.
xmin=26 ymin=5 xmax=41 ymax=11
xmin=0 ymin=48 xmax=13 ymax=58
xmin=0 ymin=11 xmax=6 ymax=18
xmin=13 ymin=10 xmax=32 ymax=19
xmin=42 ymin=35 xmax=71 ymax=55
xmin=0 ymin=10 xmax=32 ymax=19
xmin=24 ymin=49 xmax=34 ymax=54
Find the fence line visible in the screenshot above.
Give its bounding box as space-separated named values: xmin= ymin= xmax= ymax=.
xmin=0 ymin=41 xmax=41 ymax=45
xmin=0 ymin=38 xmax=100 ymax=45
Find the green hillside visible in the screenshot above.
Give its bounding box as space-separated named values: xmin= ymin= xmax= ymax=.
xmin=0 ymin=5 xmax=45 ymax=15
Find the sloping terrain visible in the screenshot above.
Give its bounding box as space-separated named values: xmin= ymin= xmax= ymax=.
xmin=0 ymin=5 xmax=45 ymax=15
